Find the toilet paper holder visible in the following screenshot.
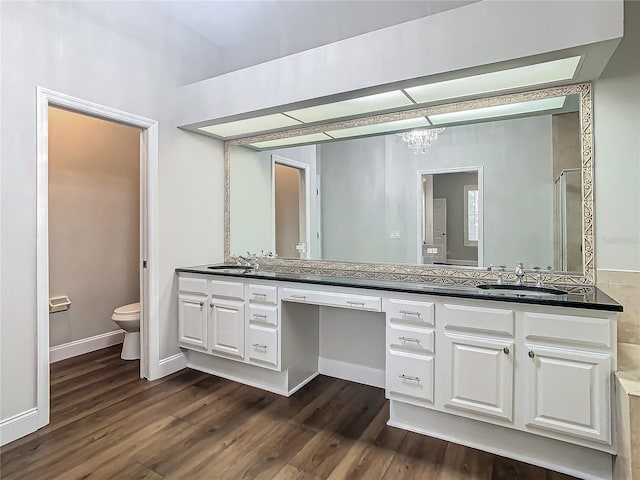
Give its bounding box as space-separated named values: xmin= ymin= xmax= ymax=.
xmin=49 ymin=295 xmax=71 ymax=313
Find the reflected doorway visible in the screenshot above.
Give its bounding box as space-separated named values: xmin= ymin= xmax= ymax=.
xmin=272 ymin=155 xmax=310 ymax=259
xmin=419 ymin=167 xmax=483 ymax=267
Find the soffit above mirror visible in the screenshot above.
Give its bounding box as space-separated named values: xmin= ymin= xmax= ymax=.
xmin=190 ymin=56 xmax=583 ymax=142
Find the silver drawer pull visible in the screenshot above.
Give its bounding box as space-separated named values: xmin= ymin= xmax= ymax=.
xmin=399 ymin=374 xmax=420 ymax=382
xmin=199 ymin=301 xmax=205 ymax=307
xmin=291 ymin=295 xmax=306 ymax=299
xmin=399 ymin=310 xmax=421 ymax=317
xmin=252 ymin=314 xmax=268 ymax=319
xmin=346 ymin=301 xmax=365 ymax=306
xmin=252 ymin=293 xmax=267 ymax=298
xmin=253 ymin=343 xmax=268 ymax=349
xmin=399 ymin=336 xmax=421 ymax=344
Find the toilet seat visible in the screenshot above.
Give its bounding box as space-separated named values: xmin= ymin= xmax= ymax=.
xmin=112 ymin=302 xmax=140 ymax=321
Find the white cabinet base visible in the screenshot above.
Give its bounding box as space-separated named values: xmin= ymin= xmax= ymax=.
xmin=187 ymin=349 xmax=318 ymax=396
xmin=389 ymin=400 xmax=614 ymax=480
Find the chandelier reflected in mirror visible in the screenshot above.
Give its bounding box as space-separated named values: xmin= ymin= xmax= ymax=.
xmin=398 ymin=127 xmax=445 ymax=154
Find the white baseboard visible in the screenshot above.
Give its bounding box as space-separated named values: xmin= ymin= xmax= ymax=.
xmin=0 ymin=408 xmax=39 ymax=446
xmin=154 ymin=352 xmax=188 ymax=379
xmin=49 ymin=330 xmax=125 ymax=363
xmin=318 ymin=357 xmax=385 ymax=388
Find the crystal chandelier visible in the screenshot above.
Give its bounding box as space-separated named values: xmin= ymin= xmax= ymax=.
xmin=398 ymin=127 xmax=445 ymax=154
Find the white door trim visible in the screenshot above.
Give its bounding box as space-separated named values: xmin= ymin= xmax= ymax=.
xmin=416 ymin=166 xmax=484 ymax=266
xmin=271 ymin=155 xmax=312 ymax=259
xmin=35 ymin=87 xmax=160 ymax=434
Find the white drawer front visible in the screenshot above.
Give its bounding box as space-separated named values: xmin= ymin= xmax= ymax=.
xmin=281 ymin=288 xmax=381 ymax=312
xmin=247 ymin=284 xmax=278 ymax=305
xmin=387 ymin=324 xmax=434 ymax=355
xmin=247 ymin=325 xmax=278 ymax=368
xmin=211 ymin=279 xmax=245 ymax=300
xmin=387 ymin=350 xmax=434 ymax=404
xmin=178 ymin=276 xmax=208 ymax=295
xmin=523 ymin=312 xmax=611 ymax=349
xmin=442 ymin=303 xmax=514 ymax=336
xmin=387 ymin=298 xmax=435 ymax=327
xmin=247 ymin=304 xmax=278 ymax=327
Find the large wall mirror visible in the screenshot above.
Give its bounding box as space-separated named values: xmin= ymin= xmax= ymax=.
xmin=225 ymin=83 xmax=594 ymax=285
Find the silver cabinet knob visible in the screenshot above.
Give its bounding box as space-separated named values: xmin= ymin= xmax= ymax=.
xmin=503 ymin=347 xmax=510 ymax=355
xmin=528 ymin=350 xmax=535 ymax=359
xmin=199 ymin=301 xmax=204 ymax=307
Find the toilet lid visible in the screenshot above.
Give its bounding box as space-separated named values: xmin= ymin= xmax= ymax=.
xmin=114 ymin=302 xmax=140 ymax=315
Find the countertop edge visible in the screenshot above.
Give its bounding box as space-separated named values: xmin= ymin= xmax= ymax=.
xmin=175 ymin=267 xmax=623 ymax=313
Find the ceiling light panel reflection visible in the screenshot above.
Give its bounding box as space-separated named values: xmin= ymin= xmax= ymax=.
xmin=326 ymin=117 xmax=431 ymax=139
xmin=250 ymin=132 xmax=333 ymax=149
xmin=428 ymin=96 xmax=567 ymax=125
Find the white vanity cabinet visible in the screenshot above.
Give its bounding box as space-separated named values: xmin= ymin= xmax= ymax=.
xmin=438 ymin=303 xmax=515 ymax=423
xmin=519 ymin=311 xmax=614 ymax=445
xmin=176 ymin=270 xmax=619 ymax=480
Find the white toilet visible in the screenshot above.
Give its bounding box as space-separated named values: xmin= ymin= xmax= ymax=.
xmin=111 ymin=302 xmax=140 ymax=360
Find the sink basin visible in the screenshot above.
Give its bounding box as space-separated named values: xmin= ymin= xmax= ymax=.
xmin=206 ymin=265 xmax=254 ymax=274
xmin=477 ymin=284 xmax=568 ymax=296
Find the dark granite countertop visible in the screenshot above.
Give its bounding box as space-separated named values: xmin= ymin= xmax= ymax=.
xmin=175 ymin=264 xmax=623 ymax=313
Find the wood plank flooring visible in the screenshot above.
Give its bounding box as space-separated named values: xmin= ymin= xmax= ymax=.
xmin=1 ymin=346 xmax=579 ymax=480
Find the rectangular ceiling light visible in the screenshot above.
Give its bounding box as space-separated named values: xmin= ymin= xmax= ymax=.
xmin=405 ymin=56 xmax=581 ymax=104
xmin=250 ymin=132 xmax=333 ymax=149
xmin=428 ymin=96 xmax=567 ymax=125
xmin=284 ymin=91 xmax=413 ymax=124
xmin=198 ymin=113 xmax=302 ymax=138
xmin=325 ymin=117 xmax=431 ymax=139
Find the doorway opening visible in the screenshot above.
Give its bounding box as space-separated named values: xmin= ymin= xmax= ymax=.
xmin=48 ymin=106 xmax=141 ymax=373
xmin=35 ymin=88 xmax=159 ymax=434
xmin=272 ymin=155 xmax=311 ymax=259
xmin=418 ymin=167 xmax=484 ymax=267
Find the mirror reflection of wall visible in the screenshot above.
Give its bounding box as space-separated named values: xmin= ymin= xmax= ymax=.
xmin=228 ymin=93 xmax=583 ymax=273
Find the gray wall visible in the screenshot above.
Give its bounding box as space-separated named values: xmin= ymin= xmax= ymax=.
xmin=320 ymin=115 xmax=554 ymax=268
xmin=594 ymin=0 xmax=640 ymax=272
xmin=0 ymin=2 xmax=223 ymax=422
xmin=48 ymin=108 xmax=140 ymax=347
xmin=432 ymin=172 xmax=479 ymax=263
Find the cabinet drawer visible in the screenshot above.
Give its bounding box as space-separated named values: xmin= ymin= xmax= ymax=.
xmin=387 ymin=350 xmax=434 ymax=404
xmin=247 ymin=325 xmax=278 ymax=368
xmin=211 ymin=279 xmax=245 ymax=300
xmin=247 ymin=284 xmax=278 ymax=305
xmin=523 ymin=312 xmax=612 ymax=349
xmin=247 ymin=304 xmax=278 ymax=327
xmin=442 ymin=303 xmax=514 ymax=336
xmin=387 ymin=298 xmax=434 ymax=327
xmin=281 ymin=288 xmax=381 ymax=312
xmin=387 ymin=323 xmax=434 ymax=354
xmin=178 ymin=276 xmax=207 ymax=294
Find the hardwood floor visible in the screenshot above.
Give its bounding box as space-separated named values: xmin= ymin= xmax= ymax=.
xmin=1 ymin=346 xmax=578 ymax=480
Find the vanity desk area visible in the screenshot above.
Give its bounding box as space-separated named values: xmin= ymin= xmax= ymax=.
xmin=177 ymin=81 xmax=625 ymax=479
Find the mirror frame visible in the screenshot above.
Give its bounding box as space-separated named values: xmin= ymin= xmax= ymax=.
xmin=224 ymin=83 xmax=594 ymax=286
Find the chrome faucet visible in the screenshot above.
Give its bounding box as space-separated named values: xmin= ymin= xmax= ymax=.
xmin=514 ymin=263 xmax=525 ymax=286
xmin=533 ymin=266 xmax=552 ymax=287
xmin=236 ymin=252 xmax=259 ymax=269
xmin=487 ymin=264 xmax=506 ymax=284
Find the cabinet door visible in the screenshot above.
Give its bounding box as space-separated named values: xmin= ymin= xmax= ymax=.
xmin=210 ymin=299 xmax=245 ymax=359
xmin=178 ymin=293 xmax=208 ymax=350
xmin=442 ymin=333 xmax=514 ymax=422
xmin=523 ymin=344 xmax=610 ymax=444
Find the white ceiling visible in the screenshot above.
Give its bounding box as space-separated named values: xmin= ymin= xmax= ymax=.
xmin=156 ymin=0 xmax=478 ymax=76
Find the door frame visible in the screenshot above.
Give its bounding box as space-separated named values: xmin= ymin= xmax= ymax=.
xmin=271 ymin=155 xmax=311 ymax=259
xmin=35 ymin=87 xmax=160 ymax=430
xmin=416 ymin=166 xmax=484 ymax=266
